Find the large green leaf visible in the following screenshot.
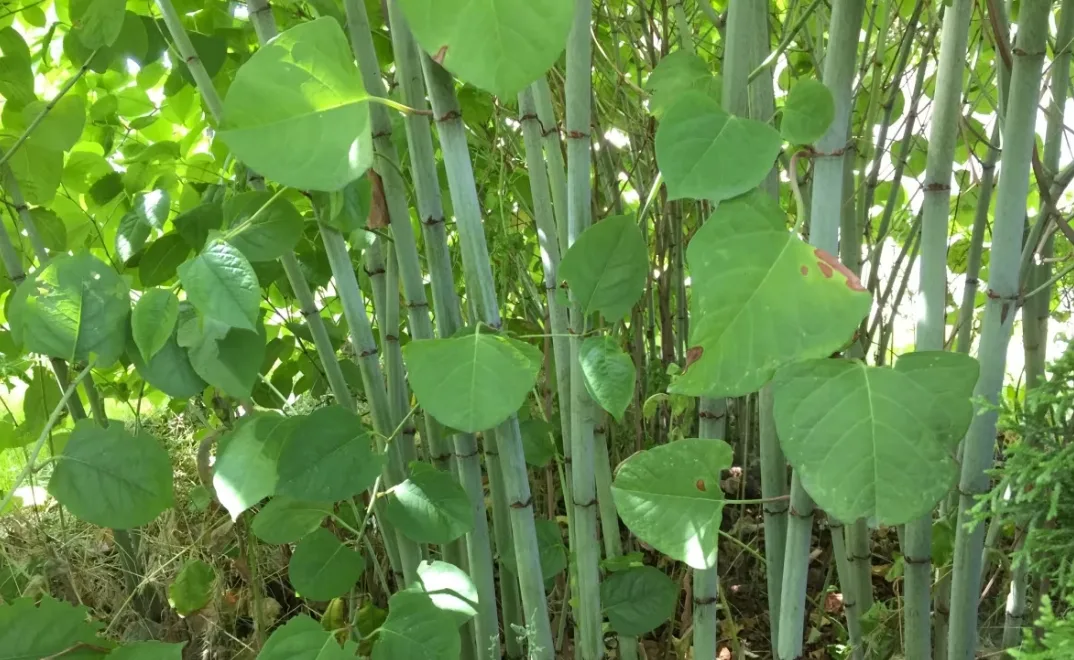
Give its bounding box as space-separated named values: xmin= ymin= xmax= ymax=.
xmin=21 ymin=96 xmax=86 ymax=151
xmin=893 ymin=351 xmax=980 ymax=445
xmin=781 ymin=79 xmax=836 ymax=145
xmin=601 ymin=566 xmax=677 ymax=636
xmin=225 ymin=191 xmax=304 ymax=262
xmin=372 ymin=590 xmax=460 ymax=660
xmin=174 ymin=202 xmax=223 ymax=251
xmin=276 ymin=405 xmax=383 ymax=503
xmin=19 ymin=251 xmax=130 ymax=366
xmin=611 ymin=438 xmax=732 ymax=569
xmin=108 ymin=641 xmax=185 ymax=659
xmin=178 ymin=239 xmax=260 ymax=331
xmin=579 ymin=336 xmax=636 ymax=422
xmin=399 ymin=0 xmax=572 ymax=98
xmin=0 ymin=56 xmax=35 ymax=108
xmin=219 ymin=18 xmax=373 ymax=191
xmin=409 ymin=560 xmax=479 ymax=627
xmin=19 ymin=365 xmax=63 ymax=444
xmin=0 ymin=596 xmax=105 ymax=660
xmin=139 ymin=234 xmax=191 ymax=287
xmin=3 ymin=139 xmax=63 ymax=205
xmin=500 ymin=518 xmax=567 ymax=583
xmin=656 ymin=91 xmax=782 ymax=201
xmin=383 ymin=462 xmax=473 ymax=545
xmin=70 ymin=0 xmax=126 ymax=49
xmin=645 ymin=51 xmax=721 ymax=119
xmin=116 ymin=209 xmax=151 ymax=262
xmin=168 ymin=560 xmax=214 ymax=617
xmin=289 ymin=528 xmax=366 ymax=601
xmin=48 ymin=420 xmax=174 ymax=529
xmin=559 ymin=215 xmax=648 ymax=322
xmin=402 ymin=326 xmax=542 ymax=433
xmin=213 ymin=413 xmax=294 ymax=520
xmin=669 ymin=191 xmax=872 ymax=398
xmin=251 ymin=497 xmax=332 ymax=544
xmin=132 ymin=288 xmax=178 ymax=362
xmin=771 ymin=359 xmax=959 ymax=525
xmin=187 ymin=321 xmax=267 ymax=399
xmin=126 ymin=328 xmax=207 ymax=399
xmin=258 ymin=615 xmax=355 ymax=660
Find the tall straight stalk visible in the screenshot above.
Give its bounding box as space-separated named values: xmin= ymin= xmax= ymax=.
xmin=420 ymin=55 xmax=555 ymax=660
xmin=384 ymin=3 xmax=499 ymax=656
xmin=947 ymin=2 xmax=1052 ymax=658
xmin=905 ymin=3 xmax=974 ymax=657
xmin=564 ymin=1 xmax=603 ymax=657
xmin=532 ymin=78 xmax=570 ymax=257
xmin=779 ymin=2 xmax=865 ymax=658
xmin=1002 ymin=0 xmax=1074 ymax=647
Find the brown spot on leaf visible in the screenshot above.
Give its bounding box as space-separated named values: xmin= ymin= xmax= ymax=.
xmin=368 ymin=171 xmax=389 ymax=229
xmin=683 ymin=346 xmax=703 ymax=373
xmin=814 ymin=248 xmax=866 ymax=291
xmin=434 ymin=46 xmax=449 ymax=65
xmin=816 ymin=260 xmax=834 ymax=278
xmin=800 ymin=265 xmax=809 ymax=276
xmin=696 ymin=479 xmax=706 ymax=492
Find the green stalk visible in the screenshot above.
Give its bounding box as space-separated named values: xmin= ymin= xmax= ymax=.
xmin=905 ymin=3 xmax=974 ymax=657
xmin=1002 ymin=0 xmax=1074 ymax=647
xmin=564 ymin=1 xmax=603 ymax=657
xmin=947 ymin=2 xmax=1052 ymax=658
xmin=420 ymin=54 xmax=554 ymax=660
xmin=384 ymin=3 xmax=500 ymax=655
xmin=780 ymin=2 xmax=864 ymax=658
xmin=532 ymin=78 xmax=571 ymax=258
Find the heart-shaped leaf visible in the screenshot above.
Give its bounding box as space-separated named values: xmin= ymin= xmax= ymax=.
xmin=402 ymin=326 xmax=542 ymax=433
xmin=893 ymin=351 xmax=980 ymax=445
xmin=258 ymin=615 xmax=355 ymax=660
xmin=399 ymin=0 xmax=573 ymax=98
xmin=559 ymin=216 xmax=648 ymax=322
xmin=383 ymin=463 xmax=473 ymax=545
xmin=601 ymin=565 xmax=678 ymax=636
xmin=645 ymin=51 xmax=721 ymax=119
xmin=48 ymin=420 xmax=174 ymax=529
xmin=275 ymin=405 xmax=383 ymax=503
xmin=219 ymin=18 xmax=373 ymax=191
xmin=186 ymin=321 xmax=266 ymax=400
xmin=168 ymin=560 xmax=214 ymax=617
xmin=372 ymin=590 xmax=460 ymax=660
xmin=251 ymin=497 xmax=333 ymax=544
xmin=126 ymin=329 xmax=207 ymax=399
xmin=140 ymin=234 xmax=191 ymax=287
xmin=213 ymin=413 xmax=295 ymax=520
xmin=771 ymin=358 xmax=959 ymax=525
xmin=780 ymin=79 xmax=836 ymax=144
xmin=0 ymin=596 xmax=104 ymax=660
xmin=670 ymin=191 xmax=872 ymax=398
xmin=289 ymin=528 xmax=366 ymax=601
xmin=579 ymin=336 xmax=636 ymax=421
xmin=224 ymin=191 xmax=304 ymax=262
xmin=178 ymin=239 xmax=260 ymax=331
xmin=408 ymin=560 xmax=479 ymax=626
xmin=611 ymin=438 xmax=732 ymax=569
xmin=656 ymin=91 xmax=782 ymax=201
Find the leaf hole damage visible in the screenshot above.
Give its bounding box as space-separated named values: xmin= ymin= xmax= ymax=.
xmin=813 ymin=248 xmax=866 ymax=291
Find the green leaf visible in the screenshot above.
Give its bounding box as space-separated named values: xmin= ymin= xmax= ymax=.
xmin=168 ymin=560 xmax=214 ymax=617
xmin=559 ymin=216 xmax=647 ymax=321
xmin=139 ymin=234 xmax=192 ymax=287
xmin=116 ymin=209 xmax=151 ymax=263
xmin=0 ymin=56 xmax=34 ymax=108
xmin=174 ymin=202 xmax=223 ymax=251
xmin=225 ymin=191 xmax=304 ymax=262
xmin=20 ymin=365 xmax=63 ymax=442
xmin=187 ymin=321 xmax=267 ymax=399
xmin=132 ymin=189 xmax=170 ymax=229
xmin=108 ymin=641 xmax=185 ymax=659
xmin=0 ymin=596 xmax=104 ymax=660
xmin=669 ymin=191 xmax=872 ymax=398
xmin=19 ymin=252 xmax=130 ymax=366
xmin=601 ymin=566 xmax=677 ymax=636
xmin=2 ymin=138 xmax=62 ymax=205
xmin=252 ymin=497 xmax=333 ymax=544
xmin=645 ymin=51 xmax=721 ymax=119
xmin=21 ymin=96 xmax=86 ymax=151
xmin=519 ymin=419 xmax=558 ymax=467
xmin=88 ymin=170 xmax=124 ymax=205
xmin=213 ymin=413 xmax=294 ymax=520
xmin=373 ymin=590 xmax=461 ymax=660
xmin=48 ymin=420 xmax=174 ymax=529
xmin=276 ymin=405 xmax=383 ymax=503
xmin=289 ymin=528 xmax=366 ymax=601
xmin=409 ymin=560 xmax=479 ymax=627
xmin=178 ymin=239 xmax=260 ymax=331
xmin=893 ymin=351 xmax=980 ymax=445
xmin=219 ymin=18 xmax=373 ymax=191
xmin=579 ymin=336 xmax=636 ymax=421
xmin=656 ymin=91 xmax=782 ymax=202
xmin=403 ymin=326 xmax=541 ymax=433
xmin=29 ymin=209 xmax=66 ymax=252
xmin=383 ymin=462 xmax=473 ymax=545
xmin=399 ymin=0 xmax=572 ymax=98
xmin=132 ymin=288 xmax=179 ymax=362
xmin=780 ymin=79 xmax=836 ymax=144
xmin=175 ymin=33 xmax=227 ymax=86
xmin=611 ymin=438 xmax=732 ymax=569
xmin=126 ymin=328 xmax=207 ymax=399
xmin=771 ymin=359 xmax=959 ymax=525
xmin=71 ymin=0 xmax=127 ymax=49
xmin=258 ymin=615 xmax=354 ymax=660
xmin=500 ymin=518 xmax=567 ymax=582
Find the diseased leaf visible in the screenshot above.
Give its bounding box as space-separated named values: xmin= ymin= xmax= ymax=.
xmin=559 ymin=216 xmax=648 ymax=322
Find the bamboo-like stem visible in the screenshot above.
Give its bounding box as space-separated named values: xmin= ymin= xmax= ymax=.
xmin=420 ymin=53 xmax=555 ymax=660
xmin=904 ymin=3 xmax=974 ymax=657
xmin=947 ymin=2 xmax=1052 ymax=658
xmin=779 ymin=2 xmax=865 ymax=658
xmin=564 ymin=1 xmax=602 ymax=657
xmin=532 ymin=78 xmax=571 ymax=258
xmin=1001 ymin=0 xmax=1074 ymax=647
